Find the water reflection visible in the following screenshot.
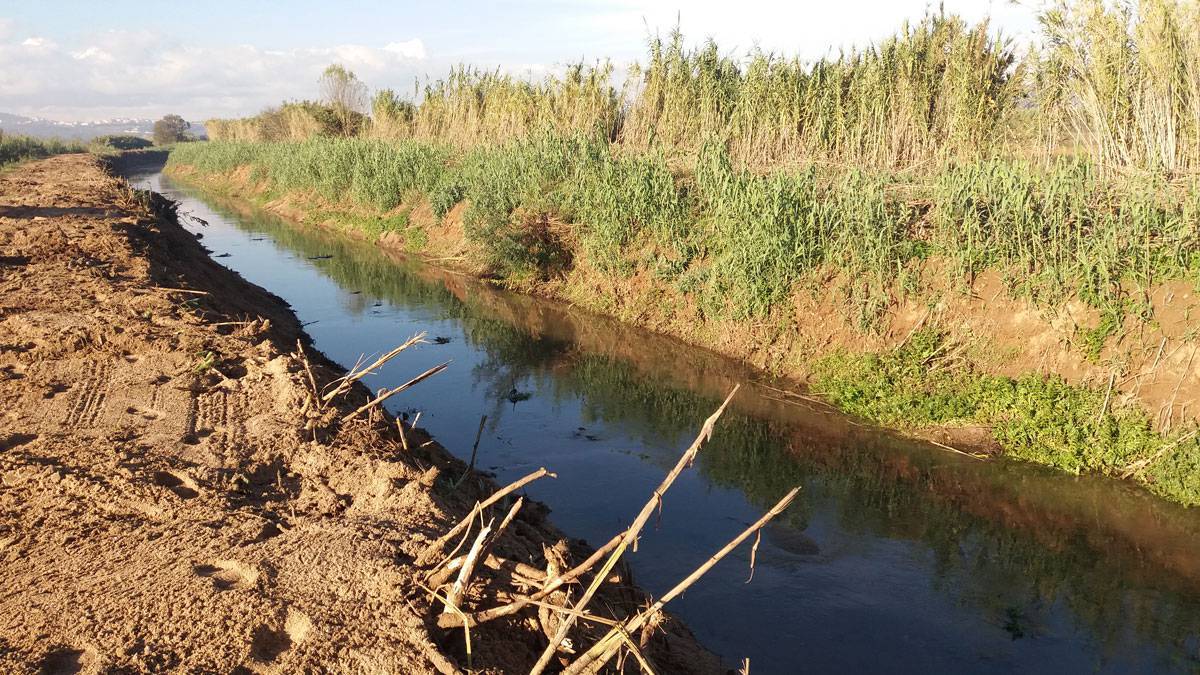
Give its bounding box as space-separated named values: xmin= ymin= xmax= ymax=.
xmin=138 ymin=171 xmax=1200 ymax=673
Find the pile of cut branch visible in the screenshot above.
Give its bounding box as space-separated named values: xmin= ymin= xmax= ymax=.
xmin=417 ymin=386 xmax=799 ymax=673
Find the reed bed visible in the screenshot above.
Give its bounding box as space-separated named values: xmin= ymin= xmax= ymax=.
xmin=187 ymin=0 xmax=1200 ymax=314
xmin=620 ymin=14 xmax=1019 ymax=169
xmin=0 ymin=132 xmax=85 ymax=166
xmin=170 ymin=132 xmax=1200 ymax=324
xmin=174 ymin=1 xmax=1200 ymax=503
xmin=1035 ymin=0 xmax=1200 ymax=175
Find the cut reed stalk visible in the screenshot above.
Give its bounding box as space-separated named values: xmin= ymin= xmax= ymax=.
xmin=528 ymin=386 xmax=739 ymax=675
xmin=561 ymin=487 xmax=800 ymax=675
xmin=342 ymin=361 xmax=449 ymax=422
xmin=416 ymin=467 xmax=554 ymax=567
xmin=324 ymin=332 xmax=426 ymax=401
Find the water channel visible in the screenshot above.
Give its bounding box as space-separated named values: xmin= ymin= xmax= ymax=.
xmin=128 ymin=168 xmax=1200 ymax=674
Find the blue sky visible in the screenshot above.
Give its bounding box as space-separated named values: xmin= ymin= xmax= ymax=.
xmin=0 ymin=0 xmax=1041 ymax=121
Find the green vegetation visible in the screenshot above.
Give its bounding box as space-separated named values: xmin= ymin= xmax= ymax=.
xmin=87 ymin=134 xmax=154 ymax=154
xmin=169 ymin=133 xmax=1200 ymax=323
xmin=812 ymin=329 xmax=1200 ymax=505
xmin=0 ymin=131 xmax=84 ymax=167
xmin=169 ymin=0 xmax=1200 ymax=504
xmin=153 ymin=114 xmax=193 ymax=145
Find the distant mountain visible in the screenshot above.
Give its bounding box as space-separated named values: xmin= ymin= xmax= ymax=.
xmin=0 ymin=113 xmax=206 ymax=141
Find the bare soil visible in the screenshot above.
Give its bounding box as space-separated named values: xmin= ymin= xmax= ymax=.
xmin=0 ymin=155 xmax=720 ymax=673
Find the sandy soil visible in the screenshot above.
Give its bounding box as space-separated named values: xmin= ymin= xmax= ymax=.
xmin=0 ymin=155 xmax=720 ymax=674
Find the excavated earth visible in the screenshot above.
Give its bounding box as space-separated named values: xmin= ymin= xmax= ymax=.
xmin=0 ymin=155 xmax=720 ymax=674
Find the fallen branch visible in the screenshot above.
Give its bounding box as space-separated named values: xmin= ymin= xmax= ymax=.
xmin=1121 ymin=429 xmax=1200 ymax=479
xmin=415 ymin=468 xmax=554 ymax=567
xmin=342 ymin=361 xmax=449 ymax=423
xmin=147 ymin=285 xmax=209 ymax=295
xmin=529 ymin=386 xmax=739 ymax=675
xmin=295 ymin=339 xmax=322 ymax=409
xmin=456 ymin=414 xmax=488 ymax=486
xmin=427 ymin=551 xmax=546 ymax=592
xmin=436 ymin=530 xmax=626 ymax=629
xmin=443 ymin=523 xmax=492 ymax=616
xmin=397 ymin=418 xmax=410 ymax=451
xmin=323 ymin=332 xmax=426 ymax=402
xmin=562 ymin=487 xmax=800 ymax=675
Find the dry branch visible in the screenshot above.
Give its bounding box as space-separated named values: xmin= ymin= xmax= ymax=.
xmin=529 ymin=386 xmax=740 ymax=675
xmin=416 ymin=467 xmax=554 ymax=567
xmin=323 ymin=332 xmax=426 ymax=402
xmin=562 ymin=487 xmax=800 ymax=675
xmin=343 ymin=361 xmax=449 ymax=422
xmin=443 ymin=523 xmax=492 ymax=615
xmin=436 ymin=530 xmax=626 ymax=629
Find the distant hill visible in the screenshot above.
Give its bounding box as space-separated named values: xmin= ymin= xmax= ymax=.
xmin=0 ymin=113 xmax=206 ymax=141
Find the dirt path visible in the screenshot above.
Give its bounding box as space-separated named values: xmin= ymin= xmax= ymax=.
xmin=0 ymin=155 xmax=718 ymax=673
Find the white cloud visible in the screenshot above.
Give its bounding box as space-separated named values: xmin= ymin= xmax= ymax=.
xmin=0 ymin=27 xmax=431 ymax=121
xmin=575 ymin=0 xmax=1040 ymax=60
xmin=0 ymin=1 xmax=1044 ymax=123
xmin=384 ymin=39 xmax=427 ymax=60
xmin=71 ymin=46 xmax=112 ymax=62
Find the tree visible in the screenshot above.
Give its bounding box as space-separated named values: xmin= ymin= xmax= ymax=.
xmin=152 ymin=114 xmax=191 ymax=145
xmin=319 ymin=64 xmax=369 ymax=136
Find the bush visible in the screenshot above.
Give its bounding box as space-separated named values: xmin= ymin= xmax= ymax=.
xmin=89 ymin=135 xmax=154 ymax=153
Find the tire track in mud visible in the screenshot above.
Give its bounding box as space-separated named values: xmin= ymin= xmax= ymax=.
xmin=64 ymin=359 xmax=110 ymax=429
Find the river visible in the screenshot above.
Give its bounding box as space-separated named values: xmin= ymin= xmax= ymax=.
xmin=128 ymin=168 xmax=1200 ymax=674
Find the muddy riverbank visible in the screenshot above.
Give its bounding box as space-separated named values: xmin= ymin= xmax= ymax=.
xmin=0 ymin=155 xmax=720 ymax=673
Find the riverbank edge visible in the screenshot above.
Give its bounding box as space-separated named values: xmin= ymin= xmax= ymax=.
xmin=0 ymin=154 xmax=721 ymax=672
xmin=162 ymin=157 xmax=1200 ymax=507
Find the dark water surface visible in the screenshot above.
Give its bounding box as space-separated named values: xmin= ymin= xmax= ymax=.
xmin=131 ymin=170 xmax=1200 ymax=674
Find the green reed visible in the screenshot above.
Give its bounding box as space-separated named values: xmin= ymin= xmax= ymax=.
xmin=0 ymin=132 xmax=85 ymax=166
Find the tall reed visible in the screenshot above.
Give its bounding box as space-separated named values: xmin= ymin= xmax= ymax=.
xmin=1036 ymin=0 xmax=1200 ymax=175
xmin=0 ymin=132 xmax=85 ymax=166
xmin=622 ymin=14 xmax=1020 ymax=169
xmin=405 ymin=64 xmax=620 ymax=149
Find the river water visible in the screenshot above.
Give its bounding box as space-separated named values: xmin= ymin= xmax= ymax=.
xmin=129 ymin=169 xmax=1200 ymax=674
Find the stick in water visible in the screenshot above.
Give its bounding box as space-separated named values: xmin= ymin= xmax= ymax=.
xmin=563 ymin=487 xmax=800 ymax=675
xmin=529 ymin=386 xmax=740 ymax=675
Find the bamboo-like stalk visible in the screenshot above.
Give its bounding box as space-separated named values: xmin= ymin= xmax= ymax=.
xmin=442 ymin=523 xmax=492 ymax=615
xmin=324 ymin=332 xmax=427 ymax=402
xmin=416 ymin=468 xmax=554 ymax=567
xmin=342 ymin=361 xmax=449 ymax=422
xmin=528 ymin=386 xmax=739 ymax=675
xmin=435 ymin=529 xmax=626 ymax=629
xmin=562 ymin=487 xmax=800 ymax=675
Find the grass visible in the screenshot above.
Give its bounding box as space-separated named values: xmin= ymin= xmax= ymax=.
xmin=170 ymin=135 xmax=1200 ymax=325
xmin=87 ymin=135 xmax=154 ymax=155
xmin=812 ymin=329 xmax=1200 ymax=505
xmin=0 ymin=132 xmax=85 ymax=167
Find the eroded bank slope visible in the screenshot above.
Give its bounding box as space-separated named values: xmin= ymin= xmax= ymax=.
xmin=0 ymin=155 xmax=718 ymax=673
xmin=164 ymin=157 xmax=1200 ymax=507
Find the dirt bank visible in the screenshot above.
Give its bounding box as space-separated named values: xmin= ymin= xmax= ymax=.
xmin=0 ymin=155 xmax=720 ymax=673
